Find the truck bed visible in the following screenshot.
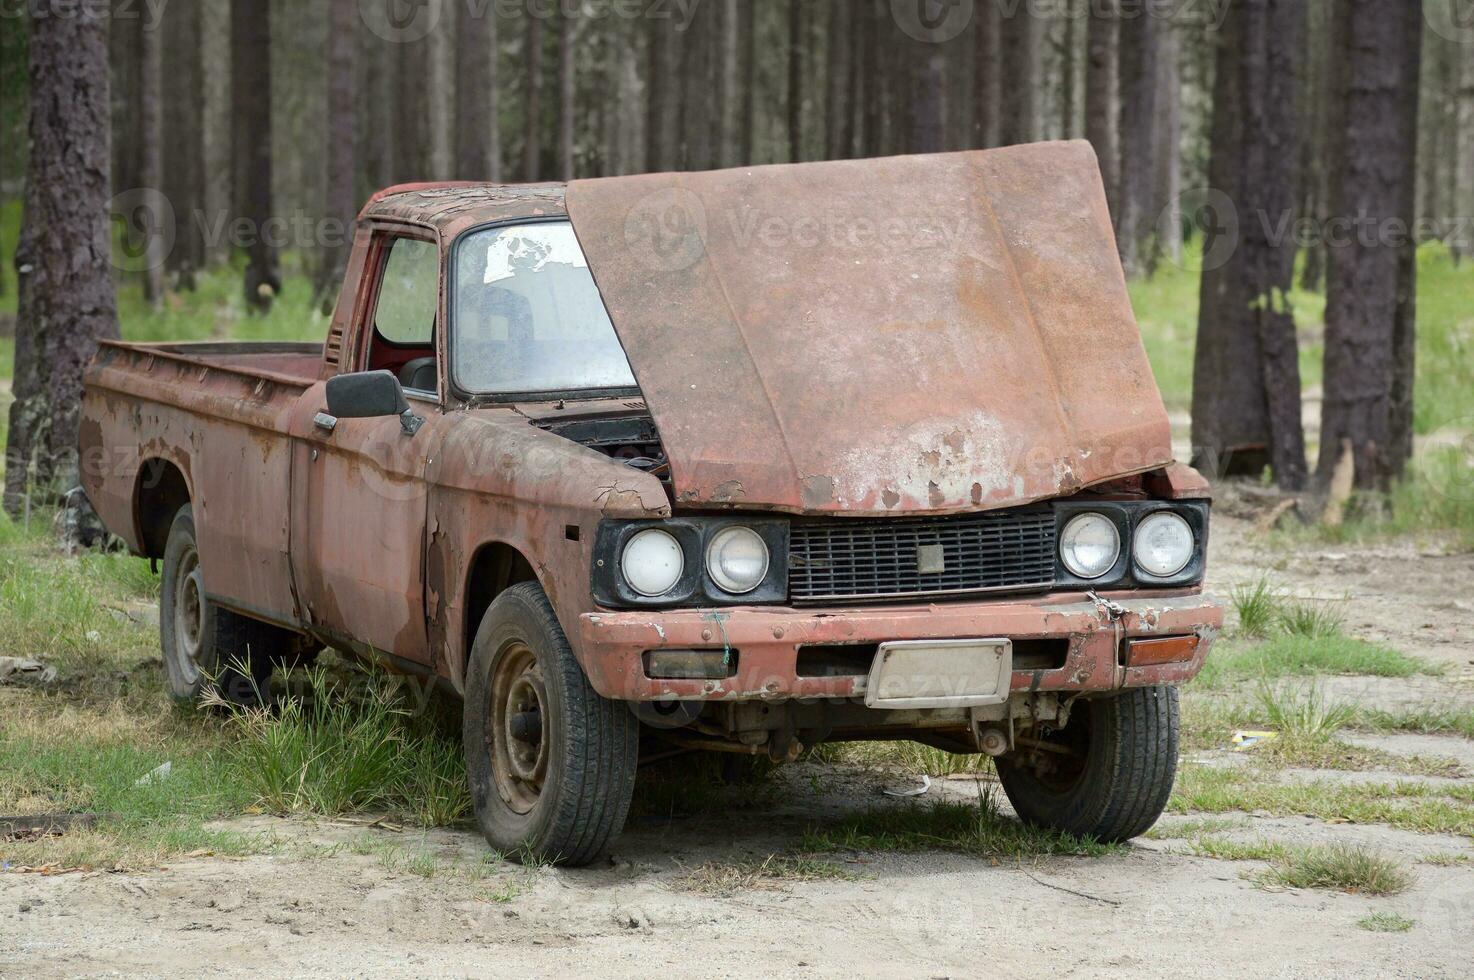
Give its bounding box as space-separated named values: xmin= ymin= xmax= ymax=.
xmin=109 ymin=340 xmax=326 ymax=386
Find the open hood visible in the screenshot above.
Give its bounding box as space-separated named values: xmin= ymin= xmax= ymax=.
xmin=565 ymin=141 xmax=1172 ymax=516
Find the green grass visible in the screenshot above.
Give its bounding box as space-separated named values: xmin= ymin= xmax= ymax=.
xmin=675 ymin=853 xmax=857 ymax=894
xmin=214 ymin=663 xmax=470 ymax=827
xmin=816 ymin=739 xmax=990 ymax=778
xmin=1230 ymin=576 xmax=1281 ymax=638
xmin=1358 ymin=911 xmax=1414 ymax=933
xmin=1197 ymin=634 xmax=1436 ymax=687
xmin=1169 ymin=763 xmax=1474 ymax=839
xmin=1258 ymin=843 xmax=1414 ymax=896
xmin=1276 ymin=599 xmax=1347 ymax=639
xmin=801 ymin=789 xmax=1123 ymax=860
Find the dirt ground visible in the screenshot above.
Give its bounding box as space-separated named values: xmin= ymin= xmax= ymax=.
xmin=4 ymin=512 xmax=1473 ymax=978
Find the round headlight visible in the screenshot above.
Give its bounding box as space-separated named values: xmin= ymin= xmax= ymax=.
xmin=621 ymin=529 xmax=684 ymax=597
xmin=705 ymin=526 xmax=770 ymax=594
xmin=1060 ymin=513 xmax=1120 ymax=580
xmin=1134 ymin=512 xmax=1194 ymax=577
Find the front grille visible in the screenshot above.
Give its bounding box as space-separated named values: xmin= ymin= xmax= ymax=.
xmin=788 ymin=508 xmax=1057 ymax=603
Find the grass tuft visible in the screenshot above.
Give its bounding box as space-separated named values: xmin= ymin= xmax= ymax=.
xmin=675 ymin=853 xmax=856 ymax=895
xmin=1254 ymin=682 xmax=1354 ymax=744
xmin=1277 ymin=599 xmax=1347 ymax=639
xmin=1357 ymin=911 xmax=1414 ymax=933
xmin=212 ymin=663 xmax=469 ymax=825
xmin=1230 ymin=576 xmax=1282 ymax=638
xmin=1258 ymin=843 xmax=1414 ymax=896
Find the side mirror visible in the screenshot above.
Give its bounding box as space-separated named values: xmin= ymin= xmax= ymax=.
xmin=324 ymin=370 xmax=423 ymax=436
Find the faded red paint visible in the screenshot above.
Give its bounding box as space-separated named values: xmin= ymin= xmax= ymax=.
xmin=565 ymin=141 xmax=1173 ymax=516
xmin=81 ymin=157 xmax=1222 ymax=734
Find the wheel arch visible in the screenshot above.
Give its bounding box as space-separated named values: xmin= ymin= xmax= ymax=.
xmin=134 ymin=457 xmax=192 ymax=559
xmin=459 ymin=539 xmax=540 ymax=683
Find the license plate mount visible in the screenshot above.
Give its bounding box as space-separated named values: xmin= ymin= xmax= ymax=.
xmin=863 ymin=639 xmax=1013 ymax=710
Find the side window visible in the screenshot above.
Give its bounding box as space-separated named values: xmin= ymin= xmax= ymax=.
xmin=364 ymin=235 xmax=439 ymax=395
xmin=374 ymin=238 xmax=437 ymax=344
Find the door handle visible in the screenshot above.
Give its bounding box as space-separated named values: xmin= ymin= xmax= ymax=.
xmin=313 ymin=412 xmax=338 ymax=433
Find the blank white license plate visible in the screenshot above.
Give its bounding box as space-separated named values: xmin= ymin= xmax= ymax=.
xmin=864 ymin=639 xmax=1013 ymax=710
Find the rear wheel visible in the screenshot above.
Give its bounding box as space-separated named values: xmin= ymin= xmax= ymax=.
xmin=463 ymin=582 xmax=638 ymax=866
xmin=159 ymin=505 xmax=288 ymax=707
xmin=995 ymin=686 xmax=1179 ymax=842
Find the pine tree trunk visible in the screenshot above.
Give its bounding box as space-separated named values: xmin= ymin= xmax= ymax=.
xmin=232 ymin=0 xmax=280 ymax=313
xmin=1116 ymin=8 xmax=1159 ymax=277
xmin=1060 ymin=0 xmax=1079 ymax=138
xmin=972 ymin=0 xmax=998 ymax=148
xmin=316 ymin=0 xmax=358 ymax=313
xmin=825 ymin=0 xmax=849 ymax=159
xmin=523 ymin=12 xmax=543 ymax=180
xmin=788 ymin=0 xmax=805 ymax=162
xmin=645 ymin=14 xmax=677 ymax=171
xmin=139 ymin=14 xmax=164 ymax=308
xmin=1458 ymin=34 xmax=1474 ymax=261
xmin=361 ymin=22 xmax=394 ymax=191
xmin=1152 ymin=20 xmax=1182 ymax=267
xmin=1319 ymin=0 xmax=1423 ymax=490
xmin=4 ymin=10 xmax=120 ymax=517
xmin=738 ymin=0 xmax=756 ymax=164
xmin=556 ymin=10 xmax=576 ymax=180
xmin=164 ymin=0 xmax=206 ymax=290
xmin=997 ymin=6 xmax=1038 ymax=146
xmin=455 ymin=0 xmax=500 ymax=180
xmin=910 ymin=34 xmax=947 ymax=154
xmin=861 ymin=0 xmax=884 ymax=157
xmin=1298 ymin=0 xmax=1333 ymax=290
xmin=1085 ymin=0 xmax=1119 ymax=214
xmin=715 ymin=0 xmax=738 ymax=167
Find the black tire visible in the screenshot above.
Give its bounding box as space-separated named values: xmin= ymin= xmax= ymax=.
xmin=996 ymin=686 xmax=1179 ymax=843
xmin=463 ymin=582 xmax=638 ymax=866
xmin=159 ymin=505 xmax=279 ymax=707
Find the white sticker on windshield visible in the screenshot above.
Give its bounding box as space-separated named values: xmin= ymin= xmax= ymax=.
xmin=483 ymin=225 xmax=589 ymax=284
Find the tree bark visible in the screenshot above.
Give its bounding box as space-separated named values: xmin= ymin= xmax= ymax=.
xmin=715 ymin=0 xmax=738 ymax=167
xmin=1318 ymin=0 xmax=1423 ymax=490
xmin=316 ymin=0 xmax=358 ymax=314
xmin=232 ymin=0 xmax=280 ymax=312
xmin=455 ymin=0 xmax=500 ymax=180
xmin=997 ymin=5 xmax=1038 ymax=146
xmin=164 ymin=0 xmax=206 ymax=290
xmin=522 ymin=11 xmax=544 ymax=180
xmin=1152 ymin=19 xmax=1182 ymax=266
xmin=556 ymin=10 xmax=576 ymax=180
xmin=910 ymin=32 xmax=947 ymax=154
xmin=1116 ymin=6 xmax=1159 ymax=277
xmin=1060 ymin=0 xmax=1079 ymax=138
xmin=738 ymin=0 xmax=756 ymax=164
xmin=788 ymin=0 xmax=805 ymax=162
xmin=5 ymin=7 xmax=120 ymax=517
xmin=1085 ymin=0 xmax=1119 ymax=214
xmin=1458 ymin=29 xmax=1474 ymax=261
xmin=825 ymin=0 xmax=851 ymax=160
xmin=645 ymin=13 xmax=678 ymax=171
xmin=139 ymin=13 xmax=164 ymax=307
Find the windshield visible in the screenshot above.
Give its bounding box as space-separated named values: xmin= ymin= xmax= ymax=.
xmin=452 ymin=222 xmax=637 ymax=395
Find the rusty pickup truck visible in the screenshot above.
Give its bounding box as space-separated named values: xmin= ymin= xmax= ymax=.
xmin=81 ymin=142 xmax=1223 ymax=865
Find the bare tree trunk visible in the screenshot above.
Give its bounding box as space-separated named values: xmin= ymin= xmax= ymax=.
xmin=1298 ymin=0 xmax=1334 ymax=289
xmin=910 ymin=29 xmax=946 ymax=154
xmin=1060 ymin=0 xmax=1079 ymax=138
xmin=455 ymin=0 xmax=500 ymax=180
xmin=522 ymin=12 xmax=544 ymax=180
xmin=738 ymin=0 xmax=756 ymax=164
xmin=1116 ymin=7 xmax=1159 ymax=277
xmin=316 ymin=0 xmax=358 ymax=313
xmin=645 ymin=14 xmax=678 ymax=171
xmin=971 ymin=0 xmax=998 ymax=148
xmin=714 ymin=0 xmax=738 ymax=166
xmin=1458 ymin=32 xmax=1474 ymax=261
xmin=164 ymin=0 xmax=206 ymax=290
xmin=861 ymin=0 xmax=884 ymax=157
xmin=825 ymin=0 xmax=851 ymax=160
xmin=232 ymin=0 xmax=279 ymax=312
xmin=5 ymin=9 xmax=120 ymax=517
xmin=556 ymin=10 xmax=576 ymax=180
xmin=1085 ymin=0 xmax=1119 ymax=213
xmin=997 ymin=6 xmax=1038 ymax=146
xmin=1153 ymin=19 xmax=1182 ymax=266
xmin=788 ymin=0 xmax=805 ymax=162
xmin=361 ymin=21 xmax=393 ymax=191
xmin=1319 ymin=0 xmax=1423 ymax=490
xmin=139 ymin=14 xmax=164 ymax=308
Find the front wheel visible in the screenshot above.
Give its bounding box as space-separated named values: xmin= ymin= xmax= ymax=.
xmin=995 ymin=686 xmax=1179 ymax=843
xmin=463 ymin=582 xmax=638 ymax=866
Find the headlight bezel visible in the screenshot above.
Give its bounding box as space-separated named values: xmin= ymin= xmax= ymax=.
xmin=1052 ymin=500 xmax=1208 ymax=590
xmin=1132 ymin=510 xmax=1195 ymax=578
xmin=704 ymin=525 xmax=771 ymax=595
xmin=1058 ymin=512 xmax=1123 ymax=580
xmin=592 ymin=518 xmax=788 ymax=608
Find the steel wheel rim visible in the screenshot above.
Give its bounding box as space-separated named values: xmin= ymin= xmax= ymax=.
xmin=488 ymin=641 xmax=549 ymax=815
xmin=173 ymin=548 xmax=204 ymax=686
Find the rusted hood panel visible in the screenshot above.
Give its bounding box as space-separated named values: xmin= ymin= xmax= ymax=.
xmin=566 ymin=141 xmax=1172 ymax=515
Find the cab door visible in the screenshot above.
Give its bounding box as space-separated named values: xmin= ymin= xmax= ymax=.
xmin=288 ymin=226 xmax=447 ymax=664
